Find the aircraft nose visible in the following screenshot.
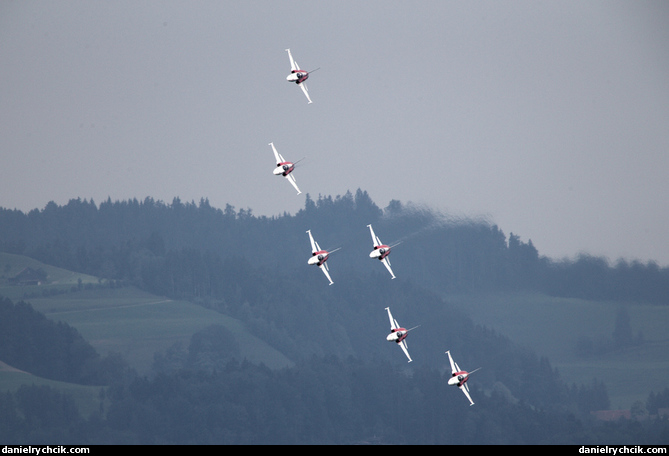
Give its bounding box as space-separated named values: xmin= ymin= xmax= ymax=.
xmin=273 ymin=168 xmax=283 ymax=175
xmin=386 ymin=333 xmax=394 ymax=342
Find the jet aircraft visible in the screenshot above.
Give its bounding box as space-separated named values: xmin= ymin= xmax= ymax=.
xmin=269 ymin=142 xmax=302 ymax=195
xmin=446 ymin=350 xmax=481 ymax=406
xmin=285 ymin=48 xmax=318 ymax=104
xmin=306 ymin=230 xmax=340 ymax=285
xmin=367 ymin=224 xmax=400 ymax=279
xmin=385 ymin=307 xmax=418 ymax=363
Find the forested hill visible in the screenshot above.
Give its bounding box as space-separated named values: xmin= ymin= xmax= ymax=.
xmin=1 ymin=190 xmax=668 ymax=304
xmin=2 ymin=193 xmax=669 ymax=443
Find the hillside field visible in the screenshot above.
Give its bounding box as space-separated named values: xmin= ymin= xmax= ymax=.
xmin=27 ymin=286 xmax=293 ymax=374
xmin=0 ymin=251 xmax=100 ymax=293
xmin=0 ymin=254 xmax=294 ymax=418
xmin=0 ymin=361 xmax=104 ymax=417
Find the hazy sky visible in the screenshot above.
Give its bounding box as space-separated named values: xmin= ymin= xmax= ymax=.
xmin=2 ymin=1 xmax=668 ymax=265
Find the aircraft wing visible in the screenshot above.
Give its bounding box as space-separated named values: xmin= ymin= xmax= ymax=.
xmin=460 ymin=384 xmax=475 ymax=406
xmin=269 ymin=142 xmax=281 ymax=164
xmin=286 ymin=48 xmax=298 ymax=72
xmin=400 ymin=339 xmax=412 ymax=363
xmin=286 ymin=173 xmax=301 ymax=195
xmin=367 ymin=224 xmax=381 ymax=247
xmin=446 ymin=351 xmax=458 ymax=375
xmin=307 ymin=230 xmax=318 ymax=253
xmin=385 ymin=307 xmax=398 ymax=330
xmin=381 ymin=257 xmax=396 ymax=279
xmin=319 ymin=264 xmax=334 ymax=285
xmin=298 ymin=82 xmax=313 ymax=104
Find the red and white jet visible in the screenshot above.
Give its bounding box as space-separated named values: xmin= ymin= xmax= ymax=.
xmin=270 ymin=142 xmax=302 ymax=195
xmin=286 ymin=48 xmax=318 ymax=104
xmin=367 ymin=224 xmax=400 ymax=279
xmin=446 ymin=350 xmax=481 ymax=406
xmin=385 ymin=307 xmax=418 ymax=363
xmin=306 ymin=230 xmax=340 ymax=285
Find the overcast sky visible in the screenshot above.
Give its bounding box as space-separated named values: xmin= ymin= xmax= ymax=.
xmin=2 ymin=1 xmax=668 ymax=265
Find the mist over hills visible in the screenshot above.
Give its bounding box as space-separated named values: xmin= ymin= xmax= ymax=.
xmin=1 ymin=191 xmax=668 ymax=444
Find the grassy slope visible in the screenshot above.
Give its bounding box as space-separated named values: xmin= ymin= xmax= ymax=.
xmin=445 ymin=291 xmax=669 ymax=410
xmin=0 ymin=253 xmax=293 ymax=416
xmin=0 ymin=252 xmax=292 ymax=373
xmin=26 ymin=286 xmax=294 ymax=373
xmin=0 ymin=361 xmax=104 ymax=417
xmin=0 ymin=252 xmax=101 ymax=287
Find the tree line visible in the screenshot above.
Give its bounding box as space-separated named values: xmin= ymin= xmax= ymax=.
xmin=1 ymin=191 xmax=668 ymax=304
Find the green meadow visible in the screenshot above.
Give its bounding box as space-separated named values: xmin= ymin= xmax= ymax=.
xmin=25 ymin=286 xmax=293 ymax=374
xmin=0 ymin=252 xmax=292 ymax=374
xmin=0 ymin=361 xmax=105 ymax=417
xmin=0 ymin=251 xmax=101 ymax=301
xmin=0 ymin=254 xmax=293 ymax=416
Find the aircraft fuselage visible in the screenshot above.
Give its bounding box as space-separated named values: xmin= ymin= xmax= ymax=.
xmin=448 ymin=372 xmax=470 ymax=388
xmin=387 ymin=328 xmax=408 ymax=343
xmin=308 ymin=251 xmax=329 ymax=267
xmin=274 ymin=162 xmax=295 ymax=176
xmin=287 ymin=71 xmax=308 ymax=84
xmin=370 ymin=245 xmax=391 ymax=260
